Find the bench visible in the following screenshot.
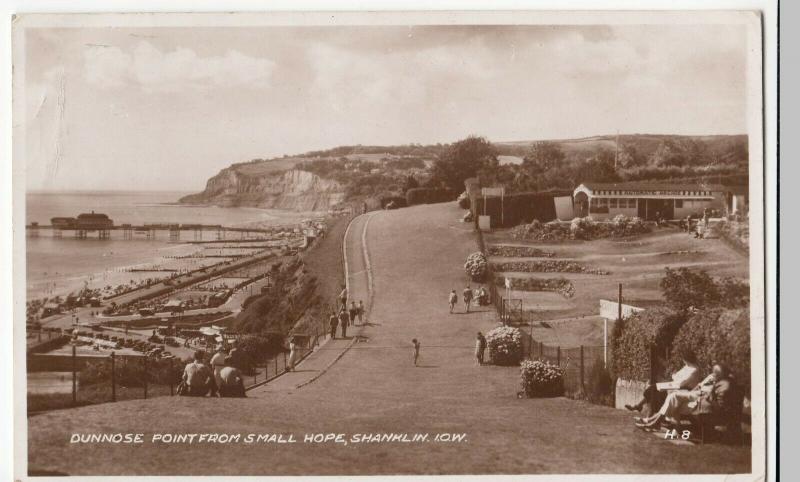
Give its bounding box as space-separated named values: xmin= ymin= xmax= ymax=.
xmin=685 ymin=383 xmax=747 ymax=445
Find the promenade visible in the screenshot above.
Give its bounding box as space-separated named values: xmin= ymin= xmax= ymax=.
xmin=27 ymin=202 xmax=751 ymax=476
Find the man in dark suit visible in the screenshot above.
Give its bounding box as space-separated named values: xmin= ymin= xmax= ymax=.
xmin=339 ymin=308 xmax=349 ymax=338
xmin=329 ymin=312 xmax=338 ymax=339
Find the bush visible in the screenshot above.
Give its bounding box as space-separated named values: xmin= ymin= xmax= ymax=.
xmin=464 ymin=252 xmax=488 ymax=282
xmin=661 ymin=267 xmax=749 ymax=312
xmin=379 ymin=195 xmax=407 ymax=209
xmin=236 ymin=334 xmax=284 ymax=374
xmin=611 ymin=306 xmax=685 ymax=382
xmin=667 ymin=307 xmax=750 ymax=395
xmin=520 ymin=359 xmax=563 ymax=397
xmin=585 ymin=358 xmax=614 ymax=406
xmin=406 ymin=187 xmax=456 ymax=206
xmin=570 ymin=217 xmax=594 ymax=240
xmin=486 ymin=326 xmax=523 ymax=366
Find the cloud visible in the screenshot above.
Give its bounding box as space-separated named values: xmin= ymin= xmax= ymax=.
xmin=83 ymin=41 xmax=276 ymax=92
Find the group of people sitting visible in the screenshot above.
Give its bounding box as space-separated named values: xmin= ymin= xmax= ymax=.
xmin=626 ymin=350 xmax=742 ymax=431
xmin=179 ymin=343 xmax=246 ymax=398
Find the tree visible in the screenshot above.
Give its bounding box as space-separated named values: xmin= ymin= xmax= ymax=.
xmin=522 ymin=141 xmax=565 ymax=171
xmin=403 ymin=174 xmax=419 ymax=193
xmin=573 ymin=151 xmax=620 ymax=183
xmin=431 ymin=136 xmax=498 ymax=192
xmin=660 ymin=267 xmax=720 ymax=312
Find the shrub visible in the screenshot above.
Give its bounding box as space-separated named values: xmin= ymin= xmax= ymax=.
xmin=486 ymin=326 xmax=523 ymax=366
xmin=406 ymin=188 xmax=456 ymax=206
xmin=236 ymin=334 xmax=285 ymax=374
xmin=667 ymin=307 xmax=750 ymax=395
xmin=611 ymin=306 xmax=685 ymax=382
xmin=585 ymin=357 xmax=614 ymax=406
xmin=520 ymin=359 xmax=564 ymax=397
xmin=661 ymin=267 xmax=749 ymax=312
xmin=464 ymin=252 xmax=488 ymax=282
xmin=570 ymin=217 xmax=594 ymax=240
xmin=379 ymin=195 xmax=407 ymax=209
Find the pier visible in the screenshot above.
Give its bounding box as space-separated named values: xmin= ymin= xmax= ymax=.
xmin=26 ymin=222 xmax=300 ymax=241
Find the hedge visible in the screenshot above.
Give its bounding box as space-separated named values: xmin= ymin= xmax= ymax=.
xmin=379 ymin=195 xmax=407 ymax=209
xmin=471 ymin=190 xmax=571 ymax=228
xmin=667 ymin=307 xmax=751 ymax=395
xmin=611 ymin=306 xmax=685 ymax=382
xmin=406 ymin=188 xmax=456 ymax=206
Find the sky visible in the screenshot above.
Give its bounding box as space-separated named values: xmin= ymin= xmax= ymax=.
xmin=21 ymin=24 xmax=750 ymax=191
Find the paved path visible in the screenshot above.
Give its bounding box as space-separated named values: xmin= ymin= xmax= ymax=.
xmin=26 ymin=202 xmax=752 ymax=476
xmin=249 ymin=213 xmax=374 ymax=393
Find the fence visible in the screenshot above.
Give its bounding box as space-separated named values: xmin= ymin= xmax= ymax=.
xmin=27 ymin=345 xmax=182 ymax=414
xmin=526 ymin=337 xmax=606 ymax=397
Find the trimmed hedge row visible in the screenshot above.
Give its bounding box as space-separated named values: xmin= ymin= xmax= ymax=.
xmin=406 ymin=188 xmax=456 ymax=206
xmin=611 ymin=307 xmax=685 ymax=382
xmin=667 ymin=307 xmax=751 ymax=395
xmin=471 ymin=190 xmax=571 ymax=228
xmin=612 ymin=306 xmax=751 ymax=395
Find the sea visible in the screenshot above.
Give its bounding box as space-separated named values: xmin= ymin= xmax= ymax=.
xmin=24 ymin=191 xmax=312 ymax=301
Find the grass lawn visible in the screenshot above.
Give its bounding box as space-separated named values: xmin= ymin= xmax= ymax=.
xmin=28 ymin=383 xmax=173 ymax=415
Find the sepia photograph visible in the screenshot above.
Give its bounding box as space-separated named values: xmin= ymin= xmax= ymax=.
xmin=10 ymin=10 xmax=767 ymax=478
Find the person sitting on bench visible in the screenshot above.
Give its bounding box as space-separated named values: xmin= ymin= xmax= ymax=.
xmin=182 ymin=351 xmax=214 ymax=397
xmin=635 ymin=363 xmax=731 ymax=429
xmin=625 ymin=350 xmax=702 ymax=415
xmin=217 ymin=357 xmax=246 ymax=398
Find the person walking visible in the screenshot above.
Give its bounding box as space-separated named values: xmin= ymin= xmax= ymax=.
xmin=462 ymin=286 xmax=473 ymax=313
xmin=412 ymin=338 xmax=421 ymax=367
xmin=475 ymin=332 xmax=487 ymax=366
xmin=339 ymin=308 xmax=349 ymax=338
xmin=449 ymin=290 xmax=458 ymax=313
xmin=357 ymin=300 xmax=365 ymax=325
xmin=287 ymin=337 xmax=297 ymax=372
xmin=329 ymin=311 xmax=338 ymax=339
xmin=349 ymin=301 xmax=359 ymax=327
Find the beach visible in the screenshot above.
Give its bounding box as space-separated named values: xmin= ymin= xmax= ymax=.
xmin=25 ymin=190 xmax=317 ymax=301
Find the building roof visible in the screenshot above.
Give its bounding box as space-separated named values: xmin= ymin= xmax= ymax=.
xmin=578 ymin=181 xmax=727 ymax=193
xmin=77 ymin=212 xmax=111 ymax=219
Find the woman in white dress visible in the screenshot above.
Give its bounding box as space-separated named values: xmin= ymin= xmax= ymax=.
xmin=287 ymin=337 xmax=297 ymax=371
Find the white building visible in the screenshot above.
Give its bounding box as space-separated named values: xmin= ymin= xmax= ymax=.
xmin=573 ymin=181 xmax=729 ymax=221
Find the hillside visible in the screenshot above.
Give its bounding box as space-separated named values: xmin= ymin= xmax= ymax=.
xmin=179 ymin=134 xmax=747 ymax=211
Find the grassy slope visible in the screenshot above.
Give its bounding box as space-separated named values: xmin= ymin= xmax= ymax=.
xmin=27 ymin=202 xmax=750 ymax=476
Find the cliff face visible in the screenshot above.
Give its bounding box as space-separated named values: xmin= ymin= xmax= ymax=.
xmin=180 ymin=167 xmax=345 ymax=211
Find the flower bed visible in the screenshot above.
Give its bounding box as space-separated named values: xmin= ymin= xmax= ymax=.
xmin=495 ymin=276 xmax=575 ymax=298
xmin=520 ymin=359 xmax=564 ymax=397
xmin=492 ymin=260 xmax=608 ymax=275
xmin=510 ymin=215 xmax=651 ymax=242
xmin=487 ymin=245 xmax=555 ymax=258
xmin=464 ymin=252 xmax=488 ymax=282
xmin=486 ymin=326 xmax=523 ymax=366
